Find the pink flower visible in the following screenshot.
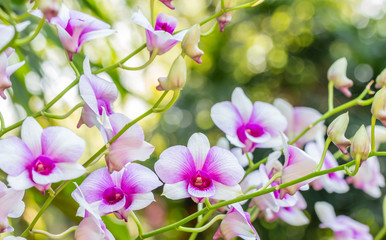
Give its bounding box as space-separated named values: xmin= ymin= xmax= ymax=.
xmin=155 ymin=133 xmax=244 ymax=203
xmin=132 ymin=11 xmax=187 ymax=55
xmin=0 ymin=182 xmax=25 ymax=234
xmin=77 ymin=57 xmax=118 ymax=128
xmin=273 ymin=98 xmax=325 ymax=148
xmin=0 ymin=117 xmax=86 ymax=192
xmin=211 ymin=88 xmax=287 ymax=153
xmin=159 ymin=0 xmax=175 ymax=9
xmin=0 ymin=48 xmax=25 ymax=99
xmin=100 ymin=113 xmax=155 ymax=173
xmin=305 ymin=141 xmax=349 ymax=194
xmin=315 ymin=201 xmax=372 ymax=240
xmin=50 ymin=5 xmax=114 ymax=60
xmin=213 ymin=204 xmax=260 ymax=240
xmin=73 ymin=164 xmax=162 ymax=221
xmin=72 ymin=189 xmax=115 ymax=240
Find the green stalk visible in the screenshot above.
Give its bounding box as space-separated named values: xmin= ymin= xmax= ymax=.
xmin=120 ymin=49 xmax=158 ymax=71
xmin=315 ymin=137 xmax=332 ymax=172
xmin=14 ymin=16 xmax=46 ymax=46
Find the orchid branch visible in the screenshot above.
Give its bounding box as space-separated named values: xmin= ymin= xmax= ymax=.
xmin=131 ymin=211 xmax=144 ymax=238
xmin=31 ymin=226 xmax=78 ymax=239
xmin=328 ymin=81 xmax=334 ymax=111
xmin=315 ymin=137 xmax=332 ymax=172
xmin=41 ymin=103 xmax=84 ymax=119
xmin=178 ymin=214 xmax=225 ymax=233
xmin=344 ymin=155 xmax=361 ymax=176
xmin=120 ymin=49 xmax=159 ymax=71
xmin=14 ymin=16 xmax=46 ymax=46
xmin=0 ymin=112 xmax=4 ymax=130
xmin=371 ymin=115 xmax=376 ymax=153
xmin=188 ymin=209 xmax=216 ymax=240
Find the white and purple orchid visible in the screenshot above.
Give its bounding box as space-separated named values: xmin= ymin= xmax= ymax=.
xmin=132 ymin=11 xmax=186 ymax=55
xmin=49 ymin=5 xmax=114 ymax=60
xmin=77 ymin=57 xmax=118 ymax=129
xmin=0 ymin=117 xmax=86 ymax=192
xmin=305 ymin=141 xmax=349 ymax=194
xmin=155 ymin=133 xmax=245 ymax=203
xmin=73 ymin=164 xmax=162 ymax=221
xmin=273 ymin=98 xmax=325 ymax=148
xmin=72 ymin=189 xmax=115 ymax=240
xmin=213 ymin=203 xmax=260 ymax=240
xmin=0 ymin=182 xmax=25 ymax=234
xmin=0 ymin=48 xmax=25 ymax=99
xmin=100 ymin=113 xmax=155 ymax=173
xmin=211 ymin=88 xmax=287 ymax=153
xmin=315 ymin=201 xmax=372 ymax=240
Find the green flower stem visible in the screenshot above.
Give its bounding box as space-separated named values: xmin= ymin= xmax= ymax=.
xmin=0 ymin=77 xmax=80 ymax=137
xmin=178 ymin=214 xmax=225 ymax=233
xmin=250 ymin=207 xmax=260 ymax=222
xmin=31 ymin=226 xmax=78 ymax=239
xmin=188 ymin=209 xmax=215 ymax=240
xmin=371 ymin=115 xmax=376 ymax=153
xmin=205 ymin=198 xmax=212 ymax=209
xmin=137 ymin=159 xmax=356 ymax=240
xmin=221 ymin=0 xmax=226 ymax=10
xmin=247 ymin=153 xmax=254 ymax=168
xmin=244 ymin=156 xmax=268 ymax=178
xmin=259 ymin=172 xmax=282 ymax=191
xmin=131 ymin=211 xmax=144 ymax=238
xmin=69 ymin=60 xmax=80 ymax=78
xmin=344 ymin=155 xmax=361 ymax=176
xmin=0 ymin=112 xmax=4 ymax=130
xmin=93 ymin=44 xmax=147 ymax=74
xmin=315 ymin=137 xmax=332 ymax=172
xmin=197 ymin=203 xmax=203 ymax=222
xmin=200 ymin=22 xmax=218 ymax=37
xmin=370 ymin=152 xmax=386 ymax=157
xmin=120 ymin=49 xmax=158 ymax=71
xmin=14 ymin=16 xmax=46 ymax=46
xmin=150 ymin=0 xmax=155 ymax=27
xmin=0 ymin=7 xmax=11 ymax=23
xmin=375 ymin=228 xmax=386 ymax=240
xmin=42 ymin=103 xmax=84 ymax=119
xmin=328 ymin=81 xmax=334 ymax=111
xmin=153 ymin=89 xmax=180 ymax=113
xmin=289 ymin=81 xmax=373 ymax=146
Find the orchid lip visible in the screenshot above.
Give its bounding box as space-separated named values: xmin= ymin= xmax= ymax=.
xmin=103 ymin=187 xmax=125 ymax=205
xmin=190 ymin=170 xmax=212 ymax=190
xmin=32 ymin=155 xmax=55 ymax=175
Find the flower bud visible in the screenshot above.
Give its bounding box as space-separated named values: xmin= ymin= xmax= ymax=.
xmin=350 ymin=125 xmax=370 ymax=162
xmin=216 ymin=0 xmax=234 ymax=32
xmin=327 ymin=112 xmax=351 ymax=154
xmin=371 ymin=87 xmax=386 ymax=127
xmin=156 ymin=55 xmax=186 ymax=91
xmin=159 ymin=0 xmax=175 ymax=10
xmin=182 ymin=24 xmax=204 ymax=64
xmin=38 ymin=0 xmax=62 ymax=20
xmin=327 ymin=58 xmax=354 ymax=97
xmin=375 ymin=68 xmax=386 ymax=88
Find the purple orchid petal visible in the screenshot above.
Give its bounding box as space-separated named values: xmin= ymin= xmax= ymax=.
xmin=0 ymin=137 xmax=34 ymax=176
xmin=187 ymin=179 xmax=216 ymax=199
xmin=155 ymin=13 xmax=177 ymax=34
xmin=162 ymin=181 xmax=190 ymax=200
xmin=202 ymin=146 xmax=244 ymax=186
xmin=120 ymin=163 xmax=162 ymax=194
xmin=211 ymin=101 xmax=244 ymax=138
xmin=5 ymin=61 xmax=25 ymax=78
xmin=249 ymin=101 xmax=287 ymax=137
xmin=126 ymin=192 xmax=156 ymax=211
xmin=0 ymin=184 xmax=25 ymax=234
xmin=155 ymin=146 xmax=196 ymax=184
xmin=7 ymin=170 xmax=35 ymax=190
xmin=159 ymin=0 xmax=175 ymax=9
xmin=145 ymin=30 xmax=180 ymax=55
xmin=187 ymin=133 xmax=211 ymax=170
xmin=41 ymin=126 xmax=85 ymax=163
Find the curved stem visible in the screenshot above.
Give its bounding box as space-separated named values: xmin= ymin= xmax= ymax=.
xmin=328 ymin=81 xmax=334 ymax=111
xmin=371 ymin=115 xmax=376 ymax=153
xmin=69 ymin=60 xmax=80 ymax=78
xmin=120 ymin=49 xmax=158 ymax=71
xmin=0 ymin=112 xmax=4 ymax=130
xmin=197 ymin=203 xmax=203 ymax=222
xmin=204 ymin=198 xmax=212 ymax=209
xmin=42 ymin=103 xmax=84 ymax=119
xmin=188 ymin=209 xmax=215 ymax=240
xmin=31 ymin=226 xmax=77 ymax=239
xmin=259 ymin=172 xmax=282 ymax=191
xmin=131 ymin=211 xmax=144 ymax=238
xmin=201 ymin=22 xmax=218 ymax=37
xmin=375 ymin=228 xmax=386 ymax=240
xmin=315 ymin=137 xmax=332 ymax=172
xmin=247 ymin=153 xmax=254 ymax=168
xmin=370 ymin=152 xmax=386 ymax=157
xmin=178 ymin=214 xmax=225 ymax=233
xmin=244 ymin=156 xmax=268 ymax=178
xmin=344 ymin=155 xmax=361 ymax=176
xmin=14 ymin=16 xmax=46 ymax=46
xmin=153 ymin=89 xmax=180 ymax=113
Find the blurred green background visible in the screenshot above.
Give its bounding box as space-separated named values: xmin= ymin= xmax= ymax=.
xmin=1 ymin=0 xmax=386 ymax=239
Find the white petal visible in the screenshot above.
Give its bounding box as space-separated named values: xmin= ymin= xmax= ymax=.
xmin=21 ymin=117 xmax=43 ymax=158
xmin=231 ymin=88 xmax=253 ymax=123
xmin=132 ymin=10 xmax=153 ymax=31
xmin=187 ymin=133 xmax=210 ymax=169
xmin=162 ymin=181 xmax=190 ymax=200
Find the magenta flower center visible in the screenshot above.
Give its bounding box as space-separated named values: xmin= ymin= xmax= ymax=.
xmin=103 ymin=187 xmax=124 ymax=205
xmin=190 ymin=170 xmax=212 ymax=190
xmin=237 ymin=123 xmax=265 ymax=143
xmin=33 ymin=155 xmax=55 ymax=175
xmin=97 ymin=98 xmax=113 ymax=116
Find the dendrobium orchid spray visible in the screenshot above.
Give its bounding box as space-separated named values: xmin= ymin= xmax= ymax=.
xmin=0 ymin=0 xmax=385 ymax=240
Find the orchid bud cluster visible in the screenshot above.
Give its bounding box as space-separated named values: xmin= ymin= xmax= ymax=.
xmin=0 ymin=1 xmax=385 ymax=240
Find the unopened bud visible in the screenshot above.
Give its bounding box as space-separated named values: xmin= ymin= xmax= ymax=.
xmin=327 ymin=112 xmax=351 ymax=154
xmin=38 ymin=0 xmax=62 ymax=20
xmin=350 ymin=125 xmax=370 ymax=162
xmin=216 ymin=0 xmax=234 ymax=32
xmin=371 ymin=87 xmax=386 ymax=127
xmin=159 ymin=0 xmax=175 ymax=10
xmin=327 ymin=58 xmax=354 ymax=97
xmin=156 ymin=55 xmax=186 ymax=91
xmin=375 ymin=68 xmax=386 ymax=88
xmin=182 ymin=24 xmax=204 ymax=64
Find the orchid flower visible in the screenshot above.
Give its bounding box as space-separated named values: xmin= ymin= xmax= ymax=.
xmin=73 ymin=164 xmax=162 ymax=221
xmin=72 ymin=189 xmax=115 ymax=240
xmin=273 ymin=98 xmax=325 ymax=148
xmin=132 ymin=10 xmax=187 ymax=55
xmin=155 ymin=133 xmax=245 ymax=203
xmin=50 ymin=5 xmax=114 ymax=60
xmin=211 ymin=88 xmax=287 ymax=153
xmin=0 ymin=48 xmax=25 ymax=99
xmin=216 ymin=137 xmax=252 ymax=167
xmin=213 ymin=203 xmax=260 ymax=240
xmin=77 ymin=57 xmax=118 ymax=128
xmin=99 ymin=113 xmax=155 ymax=173
xmin=327 ymin=57 xmax=354 ymax=97
xmin=0 ymin=117 xmax=86 ymax=192
xmin=0 ymin=22 xmax=30 ymax=50
xmin=315 ymin=201 xmax=372 ymax=240
xmin=305 ymin=141 xmax=349 ymax=194
xmin=159 ymin=0 xmax=175 ymax=10
xmin=0 ymin=182 xmax=25 ymax=234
